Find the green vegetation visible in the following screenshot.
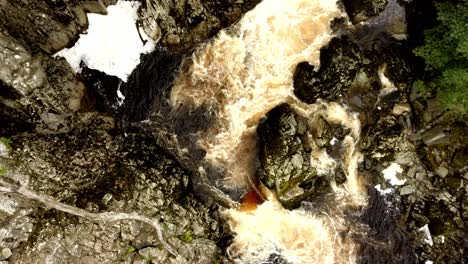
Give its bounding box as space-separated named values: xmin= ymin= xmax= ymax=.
xmin=413 ymin=1 xmax=468 ymax=115
xmin=0 ymin=137 xmax=12 ymax=150
xmin=127 ymin=246 xmax=136 ymax=253
xmin=0 ymin=165 xmax=6 ymax=176
xmin=179 ymin=230 xmax=193 ymax=243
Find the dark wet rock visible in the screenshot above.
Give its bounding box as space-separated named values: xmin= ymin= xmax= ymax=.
xmin=0 ymin=0 xmax=88 ymax=54
xmin=294 ymin=36 xmax=362 ymax=104
xmin=358 ymin=187 xmax=417 ymax=264
xmin=0 ymin=99 xmax=35 ymax=136
xmin=361 ymin=114 xmax=405 ymax=162
xmin=266 ymin=253 xmax=289 ymax=264
xmin=294 ymin=31 xmax=411 ymax=124
xmin=80 ymin=65 xmax=124 ymax=115
xmin=403 ymin=193 xmax=466 ymax=264
xmin=403 ymin=0 xmax=438 ymax=49
xmin=139 ymin=0 xmax=261 ymax=53
xmin=122 ymin=45 xmax=182 ymax=123
xmin=257 ymin=104 xmax=332 ymax=209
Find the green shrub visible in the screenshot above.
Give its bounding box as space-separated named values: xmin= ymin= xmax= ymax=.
xmin=413 ymin=1 xmax=468 ymax=115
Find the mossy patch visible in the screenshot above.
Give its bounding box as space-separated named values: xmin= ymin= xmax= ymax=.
xmin=179 ymin=230 xmax=193 ymax=243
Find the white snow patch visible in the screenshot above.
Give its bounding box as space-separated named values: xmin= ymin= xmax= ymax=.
xmin=418 ymin=224 xmax=433 ymax=246
xmin=374 ymin=184 xmax=392 ymax=195
xmin=425 ymin=261 xmax=433 ymax=264
xmin=329 ymin=137 xmax=338 ymax=145
xmin=55 ymin=0 xmax=155 ymax=81
xmin=382 ymin=162 xmax=406 ymax=186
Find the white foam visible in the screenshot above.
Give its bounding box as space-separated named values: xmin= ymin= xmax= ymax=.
xmin=54 ymin=1 xmax=155 ymax=81
xmin=224 ymin=198 xmax=357 ymax=263
xmin=375 ymin=184 xmax=392 ymax=195
xmin=382 ymin=162 xmax=406 ymax=186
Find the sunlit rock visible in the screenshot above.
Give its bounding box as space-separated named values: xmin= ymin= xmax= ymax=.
xmin=0 ymin=0 xmax=88 ymax=54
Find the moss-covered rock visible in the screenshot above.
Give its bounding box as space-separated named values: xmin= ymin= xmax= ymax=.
xmin=257 ymin=104 xmax=337 ymax=208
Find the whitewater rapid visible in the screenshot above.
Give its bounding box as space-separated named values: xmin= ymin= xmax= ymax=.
xmin=169 ymin=0 xmax=367 ymax=262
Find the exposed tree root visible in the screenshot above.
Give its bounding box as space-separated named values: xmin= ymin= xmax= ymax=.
xmin=0 ymin=177 xmax=178 ymax=257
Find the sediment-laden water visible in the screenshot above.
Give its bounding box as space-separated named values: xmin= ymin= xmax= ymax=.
xmin=169 ymin=0 xmax=368 ymax=262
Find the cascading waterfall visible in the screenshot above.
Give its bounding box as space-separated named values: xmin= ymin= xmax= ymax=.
xmin=170 ymin=0 xmax=367 ymax=262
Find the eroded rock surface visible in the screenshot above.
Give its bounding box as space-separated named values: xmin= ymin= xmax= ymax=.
xmin=0 ymin=120 xmax=225 ymax=263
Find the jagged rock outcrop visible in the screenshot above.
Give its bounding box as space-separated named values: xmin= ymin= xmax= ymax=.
xmin=0 ymin=0 xmax=88 ymax=54
xmin=139 ymin=0 xmax=261 ymax=53
xmin=80 ymin=65 xmax=124 ymax=114
xmin=294 ymin=36 xmax=363 ymax=104
xmin=256 ymin=104 xmax=353 ymax=209
xmin=291 ymin=0 xmax=466 ymax=262
xmin=0 ymin=30 xmax=86 ymax=135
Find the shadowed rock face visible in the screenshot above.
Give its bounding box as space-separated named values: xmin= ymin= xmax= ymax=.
xmin=358 ymin=187 xmax=417 ymax=264
xmin=80 ymin=65 xmax=124 ymax=114
xmin=121 ymin=45 xmax=183 ymax=123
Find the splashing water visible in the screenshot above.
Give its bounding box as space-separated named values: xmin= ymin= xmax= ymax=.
xmin=170 ymin=0 xmax=367 ymax=262
xmin=224 ymin=187 xmax=359 ymax=263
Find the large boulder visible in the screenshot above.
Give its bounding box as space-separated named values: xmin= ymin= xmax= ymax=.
xmin=293 ymin=36 xmax=363 ymax=104
xmin=256 ymin=104 xmax=351 ymax=209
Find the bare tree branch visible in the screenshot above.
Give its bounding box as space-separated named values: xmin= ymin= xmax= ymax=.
xmin=0 ymin=177 xmax=178 ymax=257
